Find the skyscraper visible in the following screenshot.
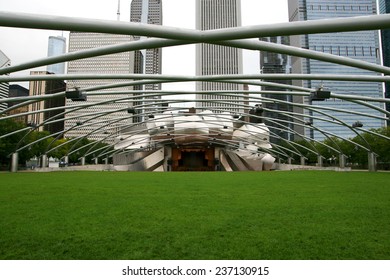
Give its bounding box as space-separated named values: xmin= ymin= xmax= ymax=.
xmin=195 ymin=0 xmax=244 ymax=113
xmin=130 ymin=0 xmax=162 ymax=89
xmin=288 ymin=0 xmax=385 ymax=140
xmin=379 ymin=0 xmax=390 ymax=125
xmin=260 ymin=36 xmax=293 ymax=143
xmin=130 ymin=0 xmax=163 ymax=122
xmin=0 ymin=49 xmax=10 ymax=111
xmin=28 ymin=71 xmax=66 ymax=134
xmin=47 ymin=36 xmax=66 ymax=74
xmin=64 ymin=32 xmax=135 ymax=142
xmin=8 ymin=84 xmax=29 ymax=124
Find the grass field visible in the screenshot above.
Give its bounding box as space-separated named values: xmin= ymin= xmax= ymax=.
xmin=0 ymin=171 xmax=389 ymax=260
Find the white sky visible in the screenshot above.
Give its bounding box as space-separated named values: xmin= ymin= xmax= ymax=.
xmin=0 ymin=0 xmax=289 ymax=92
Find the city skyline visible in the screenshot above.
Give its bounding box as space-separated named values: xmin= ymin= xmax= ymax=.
xmin=0 ymin=0 xmax=289 ymax=92
xmin=0 ymin=0 xmax=389 ymax=171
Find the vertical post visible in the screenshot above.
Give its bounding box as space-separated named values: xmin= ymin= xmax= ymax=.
xmin=41 ymin=154 xmax=48 ymax=168
xmin=94 ymin=158 xmax=98 ymax=165
xmin=104 ymin=157 xmax=109 ymax=165
xmin=339 ymin=154 xmax=346 ymax=169
xmin=11 ymin=152 xmax=18 ymax=172
xmin=288 ymin=157 xmax=292 ymax=165
xmin=64 ymin=155 xmax=69 ymax=164
xmin=317 ymin=155 xmax=323 ymax=167
xmin=81 ymin=157 xmax=86 ymax=166
xmin=368 ymin=152 xmax=377 ymax=172
xmin=300 ymin=156 xmax=305 ymax=166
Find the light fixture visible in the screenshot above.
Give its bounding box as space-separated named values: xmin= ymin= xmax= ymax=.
xmin=352 ymin=121 xmax=363 ymax=128
xmin=65 ymin=88 xmax=87 ymax=101
xmin=127 ymin=108 xmax=136 ymax=114
xmin=310 ymin=88 xmax=331 ymax=101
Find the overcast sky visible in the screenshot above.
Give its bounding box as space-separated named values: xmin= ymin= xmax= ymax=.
xmin=0 ymin=0 xmax=289 ymax=91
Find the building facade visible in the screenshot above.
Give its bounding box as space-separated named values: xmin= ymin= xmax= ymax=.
xmin=0 ymin=50 xmax=10 ymax=111
xmin=130 ymin=0 xmax=163 ymax=122
xmin=8 ymin=84 xmax=30 ymax=124
xmin=47 ymin=36 xmax=66 ymax=74
xmin=65 ymin=32 xmax=135 ymax=143
xmin=260 ymin=36 xmax=294 ymax=144
xmin=379 ymin=0 xmax=390 ymax=125
xmin=28 ymin=71 xmax=66 ymax=135
xmin=288 ymin=0 xmax=385 ymax=140
xmin=195 ymin=0 xmax=244 ymax=113
xmin=130 ymin=0 xmax=162 ymax=88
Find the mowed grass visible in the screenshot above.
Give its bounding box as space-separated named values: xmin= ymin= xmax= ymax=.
xmin=0 ymin=171 xmax=389 ymax=260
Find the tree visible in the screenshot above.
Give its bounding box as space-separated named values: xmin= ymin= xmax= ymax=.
xmin=0 ymin=118 xmax=27 ymax=167
xmin=351 ymin=127 xmax=390 ymax=169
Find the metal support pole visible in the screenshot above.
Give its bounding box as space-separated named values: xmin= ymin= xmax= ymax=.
xmin=104 ymin=157 xmax=109 ymax=165
xmin=64 ymin=155 xmax=69 ymax=164
xmin=11 ymin=152 xmax=18 ymax=172
xmin=41 ymin=154 xmax=48 ymax=168
xmin=368 ymin=152 xmax=377 ymax=172
xmin=81 ymin=157 xmax=86 ymax=166
xmin=339 ymin=154 xmax=346 ymax=169
xmin=288 ymin=157 xmax=292 ymax=165
xmin=300 ymin=156 xmax=305 ymax=166
xmin=317 ymin=155 xmax=323 ymax=167
xmin=94 ymin=158 xmax=98 ymax=165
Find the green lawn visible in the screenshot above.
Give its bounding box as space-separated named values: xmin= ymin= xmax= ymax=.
xmin=0 ymin=171 xmax=389 ymax=260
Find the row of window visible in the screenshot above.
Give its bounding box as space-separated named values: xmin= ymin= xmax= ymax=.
xmin=307 ymin=5 xmax=372 ymax=12
xmin=199 ymin=0 xmax=238 ymax=30
xmin=311 ymin=45 xmax=379 ymax=57
xmin=199 ymin=82 xmax=242 ymax=91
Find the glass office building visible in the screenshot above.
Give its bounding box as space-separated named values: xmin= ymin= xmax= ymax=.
xmin=47 ymin=36 xmax=66 ymax=74
xmin=288 ymin=0 xmax=385 ymax=140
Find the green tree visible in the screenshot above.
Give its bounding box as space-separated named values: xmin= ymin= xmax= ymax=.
xmin=0 ymin=118 xmax=26 ymax=167
xmin=351 ymin=127 xmax=390 ymax=169
xmin=47 ymin=138 xmax=69 ymax=160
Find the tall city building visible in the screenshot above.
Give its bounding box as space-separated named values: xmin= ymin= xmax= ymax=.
xmin=130 ymin=0 xmax=163 ymax=122
xmin=379 ymin=0 xmax=390 ymax=125
xmin=28 ymin=71 xmax=66 ymax=134
xmin=260 ymin=36 xmax=293 ymax=143
xmin=288 ymin=0 xmax=385 ymax=140
xmin=0 ymin=49 xmax=10 ymax=111
xmin=65 ymin=32 xmax=135 ymax=142
xmin=8 ymin=84 xmax=29 ymax=124
xmin=47 ymin=36 xmax=66 ymax=74
xmin=130 ymin=0 xmax=162 ymax=86
xmin=195 ymin=0 xmax=244 ymax=113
